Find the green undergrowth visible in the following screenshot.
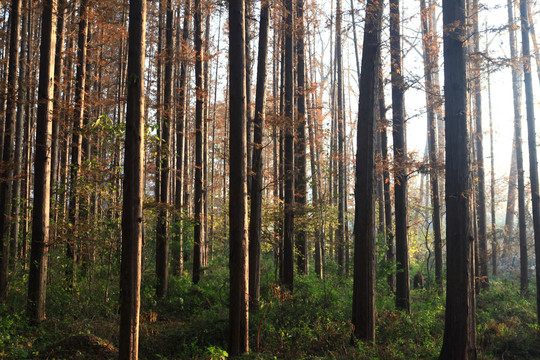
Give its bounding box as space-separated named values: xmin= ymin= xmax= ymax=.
xmin=1 ymin=257 xmax=539 ymax=359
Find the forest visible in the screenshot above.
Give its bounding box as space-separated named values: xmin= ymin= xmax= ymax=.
xmin=0 ymin=0 xmax=540 ymax=358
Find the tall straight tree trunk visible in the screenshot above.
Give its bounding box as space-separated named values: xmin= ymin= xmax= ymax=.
xmin=519 ymin=0 xmax=540 ymax=321
xmin=379 ymin=74 xmax=395 ymax=292
xmin=335 ymin=0 xmax=346 ymax=275
xmin=472 ymin=0 xmax=488 ymax=290
xmin=439 ymin=0 xmax=476 ymax=357
xmin=487 ymin=56 xmax=497 ymax=276
xmin=281 ymin=0 xmax=295 ymax=291
xmin=0 ymin=0 xmax=22 ymax=301
xmin=420 ymin=0 xmax=443 ymax=292
xmin=228 ymin=0 xmax=249 ymax=354
xmin=390 ymin=0 xmax=410 ymax=312
xmin=352 ymin=0 xmax=383 ymax=342
xmin=27 ymin=0 xmax=56 ymax=323
xmin=249 ymin=0 xmax=269 ymax=310
xmin=295 ymin=0 xmax=307 ymax=274
xmin=118 ymin=0 xmax=146 ymax=357
xmin=173 ymin=0 xmax=190 ymax=276
xmin=156 ymin=0 xmax=173 ymax=298
xmin=11 ymin=0 xmax=30 ymax=265
xmin=507 ymin=0 xmax=527 ymax=293
xmin=67 ymin=0 xmax=89 ymax=286
xmin=193 ymin=0 xmax=204 ymax=284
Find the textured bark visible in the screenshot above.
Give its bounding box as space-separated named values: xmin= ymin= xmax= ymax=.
xmin=193 ymin=0 xmax=204 ymax=284
xmin=352 ymin=0 xmax=383 ymax=342
xmin=249 ymin=0 xmax=269 ymax=310
xmin=295 ymin=0 xmax=307 ymax=275
xmin=439 ymin=0 xmax=477 ymax=357
xmin=118 ymin=0 xmax=146 ymax=357
xmin=281 ymin=0 xmax=294 ymax=291
xmin=27 ymin=0 xmax=56 ymax=323
xmin=228 ymin=0 xmax=249 ymax=354
xmin=156 ymin=0 xmax=173 ymax=298
xmin=390 ymin=0 xmax=410 ymax=312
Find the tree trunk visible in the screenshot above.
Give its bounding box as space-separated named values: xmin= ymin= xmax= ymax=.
xmin=295 ymin=0 xmax=307 ymax=275
xmin=27 ymin=0 xmax=56 ymax=323
xmin=390 ymin=0 xmax=410 ymax=313
xmin=67 ymin=0 xmax=89 ymax=287
xmin=193 ymin=0 xmax=204 ymax=284
xmin=420 ymin=0 xmax=443 ymax=293
xmin=281 ymin=0 xmax=295 ymax=291
xmin=249 ymin=0 xmax=269 ymax=310
xmin=0 ymin=0 xmax=22 ymax=300
xmin=228 ymin=0 xmax=249 ymax=354
xmin=471 ymin=0 xmax=488 ymax=290
xmin=156 ymin=0 xmax=173 ymax=298
xmin=519 ymin=0 xmax=540 ymax=321
xmin=507 ymin=0 xmax=527 ymax=293
xmin=439 ymin=0 xmax=477 ymax=357
xmin=352 ymin=0 xmax=383 ymax=342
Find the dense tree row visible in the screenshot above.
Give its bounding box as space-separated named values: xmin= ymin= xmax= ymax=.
xmin=0 ymin=0 xmax=538 ymax=358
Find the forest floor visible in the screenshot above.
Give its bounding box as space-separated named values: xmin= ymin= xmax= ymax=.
xmin=1 ymin=257 xmax=540 ymax=359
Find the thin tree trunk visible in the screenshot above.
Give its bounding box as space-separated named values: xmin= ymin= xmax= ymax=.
xmin=193 ymin=0 xmax=204 ymax=284
xmin=519 ymin=0 xmax=540 ymax=320
xmin=156 ymin=0 xmax=173 ymax=298
xmin=0 ymin=0 xmax=22 ymax=300
xmin=228 ymin=0 xmax=249 ymax=354
xmin=390 ymin=0 xmax=410 ymax=313
xmin=439 ymin=0 xmax=477 ymax=356
xmin=282 ymin=0 xmax=295 ymax=291
xmin=27 ymin=0 xmax=56 ymax=323
xmin=352 ymin=0 xmax=383 ymax=342
xmin=249 ymin=0 xmax=269 ymax=310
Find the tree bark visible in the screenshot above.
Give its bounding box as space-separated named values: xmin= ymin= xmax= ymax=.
xmin=27 ymin=0 xmax=56 ymax=323
xmin=228 ymin=0 xmax=249 ymax=354
xmin=390 ymin=0 xmax=410 ymax=312
xmin=519 ymin=0 xmax=540 ymax=321
xmin=0 ymin=0 xmax=22 ymax=301
xmin=249 ymin=0 xmax=269 ymax=310
xmin=352 ymin=0 xmax=383 ymax=342
xmin=439 ymin=0 xmax=477 ymax=357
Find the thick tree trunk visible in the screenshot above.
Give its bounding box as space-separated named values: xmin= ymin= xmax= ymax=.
xmin=390 ymin=0 xmax=410 ymax=312
xmin=228 ymin=0 xmax=249 ymax=354
xmin=352 ymin=0 xmax=383 ymax=342
xmin=118 ymin=1 xmax=146 ymax=358
xmin=439 ymin=0 xmax=477 ymax=357
xmin=27 ymin=0 xmax=56 ymax=323
xmin=249 ymin=0 xmax=269 ymax=310
xmin=295 ymin=0 xmax=307 ymax=275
